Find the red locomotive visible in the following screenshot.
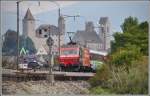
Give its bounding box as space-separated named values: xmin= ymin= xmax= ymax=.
xmin=59 ymin=39 xmax=92 ymax=72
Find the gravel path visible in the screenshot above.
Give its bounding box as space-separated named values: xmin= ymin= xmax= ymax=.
xmin=2 ymin=80 xmax=91 ymax=95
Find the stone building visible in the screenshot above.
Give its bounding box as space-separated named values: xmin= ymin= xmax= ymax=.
xmin=23 ymin=8 xmax=36 ymax=47
xmin=22 ymin=8 xmax=65 ymax=55
xmin=99 ymin=17 xmax=111 ymax=52
xmin=73 ymin=18 xmax=111 ymax=52
xmin=35 ymin=24 xmax=65 ymax=55
xmin=73 ymin=21 xmax=103 ymax=51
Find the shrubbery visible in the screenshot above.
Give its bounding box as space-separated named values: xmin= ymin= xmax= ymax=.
xmin=89 ymin=56 xmax=148 ymax=94
xmin=89 ymin=17 xmax=148 ymax=94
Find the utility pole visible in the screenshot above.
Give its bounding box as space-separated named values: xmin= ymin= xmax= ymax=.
xmin=58 ymin=8 xmax=61 ymax=58
xmin=0 ymin=12 xmax=2 ymax=96
xmin=46 ymin=27 xmax=54 ymax=85
xmin=16 ymin=1 xmax=19 ymax=70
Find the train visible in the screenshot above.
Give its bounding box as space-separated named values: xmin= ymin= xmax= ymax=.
xmin=58 ymin=38 xmax=107 ymax=72
xmin=18 ymin=37 xmax=107 ymax=72
xmin=59 ymin=44 xmax=92 ymax=72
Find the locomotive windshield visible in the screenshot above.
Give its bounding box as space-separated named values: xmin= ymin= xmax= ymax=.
xmin=61 ymin=48 xmax=79 ymax=55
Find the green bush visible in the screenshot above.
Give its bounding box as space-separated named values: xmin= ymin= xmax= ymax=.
xmin=89 ymin=64 xmax=110 ymax=88
xmin=90 ymin=86 xmax=111 ymax=94
xmin=89 ymin=56 xmax=148 ymax=94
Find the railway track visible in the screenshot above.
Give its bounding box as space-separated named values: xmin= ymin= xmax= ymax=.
xmin=2 ymin=69 xmax=95 ymax=81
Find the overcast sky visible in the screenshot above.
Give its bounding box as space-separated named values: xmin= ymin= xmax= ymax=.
xmin=1 ymin=1 xmax=150 ymax=42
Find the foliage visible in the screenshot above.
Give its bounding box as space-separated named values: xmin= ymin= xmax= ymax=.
xmin=121 ymin=16 xmax=138 ymax=32
xmin=19 ymin=36 xmax=37 ymax=54
xmin=89 ymin=64 xmax=110 ymax=87
xmin=89 ymin=56 xmax=148 ymax=94
xmin=110 ymin=56 xmax=148 ymax=94
xmin=89 ymin=16 xmax=148 ymax=94
xmin=111 ymin=17 xmax=148 ymax=55
xmin=2 ymin=30 xmax=18 ymax=55
xmin=90 ymin=86 xmax=111 ymax=94
xmin=2 ymin=30 xmax=37 ymax=55
xmin=110 ymin=45 xmax=142 ymax=72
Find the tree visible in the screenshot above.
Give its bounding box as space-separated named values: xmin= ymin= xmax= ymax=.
xmin=111 ymin=17 xmax=148 ymax=55
xmin=89 ymin=17 xmax=148 ymax=94
xmin=19 ymin=36 xmax=37 ymax=54
xmin=121 ymin=16 xmax=138 ymax=32
xmin=110 ymin=45 xmax=141 ymax=72
xmin=2 ymin=30 xmax=18 ymax=55
xmin=2 ymin=29 xmax=37 ymax=55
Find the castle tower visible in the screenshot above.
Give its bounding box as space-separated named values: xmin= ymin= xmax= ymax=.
xmin=99 ymin=17 xmax=111 ymax=51
xmin=23 ymin=8 xmax=47 ymax=52
xmin=23 ymin=8 xmax=35 ymax=39
xmin=85 ymin=21 xmax=94 ymax=32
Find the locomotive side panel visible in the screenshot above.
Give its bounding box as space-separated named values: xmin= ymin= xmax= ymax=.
xmin=82 ymin=48 xmax=91 ymax=67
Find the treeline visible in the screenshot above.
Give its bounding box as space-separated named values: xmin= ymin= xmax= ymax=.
xmin=2 ymin=29 xmax=36 ymax=56
xmin=89 ymin=16 xmax=148 ymax=94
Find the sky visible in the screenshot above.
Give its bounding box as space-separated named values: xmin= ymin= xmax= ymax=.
xmin=1 ymin=1 xmax=150 ymax=42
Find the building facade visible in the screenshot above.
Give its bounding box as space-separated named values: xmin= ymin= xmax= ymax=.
xmin=23 ymin=8 xmax=65 ymax=55
xmin=35 ymin=24 xmax=65 ymax=55
xmin=73 ymin=18 xmax=111 ymax=52
xmin=73 ymin=21 xmax=103 ymax=51
xmin=99 ymin=17 xmax=111 ymax=52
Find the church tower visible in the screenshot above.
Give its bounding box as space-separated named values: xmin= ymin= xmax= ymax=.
xmin=58 ymin=15 xmax=65 ymax=35
xmin=58 ymin=15 xmax=65 ymax=46
xmin=99 ymin=17 xmax=111 ymax=52
xmin=23 ymin=8 xmax=35 ymax=39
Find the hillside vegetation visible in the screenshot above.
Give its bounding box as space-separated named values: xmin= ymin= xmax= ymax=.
xmin=89 ymin=16 xmax=148 ymax=94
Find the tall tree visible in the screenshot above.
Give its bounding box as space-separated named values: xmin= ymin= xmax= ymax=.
xmin=2 ymin=29 xmax=37 ymax=55
xmin=111 ymin=17 xmax=148 ymax=55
